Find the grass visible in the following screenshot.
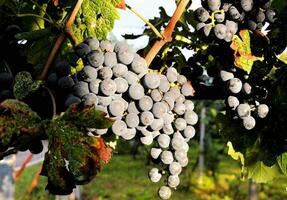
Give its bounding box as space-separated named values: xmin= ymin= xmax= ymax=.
xmin=15 ymin=144 xmax=287 ymax=200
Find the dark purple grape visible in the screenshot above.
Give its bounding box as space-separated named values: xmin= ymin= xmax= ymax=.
xmin=75 ymin=43 xmax=91 ymax=58
xmin=57 ymin=76 xmax=75 ymax=89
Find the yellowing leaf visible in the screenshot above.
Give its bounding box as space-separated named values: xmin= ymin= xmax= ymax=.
xmin=230 ymin=30 xmax=264 ymax=74
xmin=278 ymin=47 xmax=287 ymax=64
xmin=227 ymin=141 xmax=244 ymax=165
xmin=247 ymin=162 xmax=280 ymax=183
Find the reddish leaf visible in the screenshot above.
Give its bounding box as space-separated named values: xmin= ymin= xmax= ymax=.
xmin=95 ymin=137 xmax=112 ymax=164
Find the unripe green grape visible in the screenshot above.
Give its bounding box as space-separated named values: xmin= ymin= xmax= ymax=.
xmin=158 ymin=186 xmax=171 ymax=200
xmin=98 ymin=67 xmax=113 ymax=80
xmin=168 ymin=175 xmax=180 ymax=188
xmin=104 ymin=52 xmax=117 ymax=67
xmin=227 ymin=96 xmax=240 ymax=110
xmin=184 ymin=111 xmax=198 ymax=125
xmin=237 ymin=103 xmax=251 ymax=118
xmin=157 ymin=134 xmax=171 ymax=148
xmin=139 ymin=95 xmax=153 ymax=111
xmin=112 ymin=63 xmax=128 ymax=78
xmin=228 ymin=78 xmax=242 ymax=94
xmin=140 ymin=111 xmax=154 ymax=126
xmin=99 ymin=79 xmax=117 ymax=96
xmin=128 ymin=83 xmax=145 ymax=100
xmin=256 ymin=104 xmax=269 ymax=118
xmin=161 ymin=150 xmax=174 ymax=165
xmin=152 ymin=102 xmax=168 ymax=118
xmin=125 ymin=113 xmax=140 ymax=128
xmin=214 ymin=24 xmax=227 ymax=40
xmin=169 ymin=162 xmax=182 ymax=175
xmin=243 ymin=116 xmax=256 ymax=130
xmin=151 ymin=89 xmax=163 ymax=102
xmin=151 ymin=148 xmax=162 ymax=159
xmin=111 ymin=120 xmax=127 ymax=136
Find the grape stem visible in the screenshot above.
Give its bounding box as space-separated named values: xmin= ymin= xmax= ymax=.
xmin=145 ymin=0 xmax=190 ymax=66
xmin=126 ymin=4 xmax=163 ymax=39
xmin=43 ymin=86 xmax=57 ymax=117
xmin=37 ymin=0 xmax=83 ymax=80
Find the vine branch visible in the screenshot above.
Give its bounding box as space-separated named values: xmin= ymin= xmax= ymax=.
xmin=145 ymin=0 xmax=190 ymax=66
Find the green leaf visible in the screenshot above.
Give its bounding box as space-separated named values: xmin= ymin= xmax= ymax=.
xmin=277 ymin=153 xmax=287 ymax=175
xmin=13 ymin=71 xmax=42 ymax=100
xmin=247 ymin=162 xmax=281 ymax=183
xmin=278 ymin=48 xmax=287 ymax=64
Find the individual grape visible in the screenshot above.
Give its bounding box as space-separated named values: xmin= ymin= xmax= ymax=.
xmin=178 ymin=157 xmax=189 ymax=167
xmin=104 ymin=52 xmax=117 ymax=67
xmin=196 ymin=22 xmax=206 ymax=31
xmin=215 ymin=12 xmax=225 ymax=23
xmin=227 ymin=96 xmax=240 ymax=110
xmin=256 ymin=104 xmax=269 ymax=118
xmin=128 ymin=83 xmax=145 ymax=100
xmin=149 ymin=168 xmax=162 ymax=183
xmin=127 ymin=101 xmax=140 ymax=114
xmin=228 ymin=78 xmax=243 ymax=94
xmin=74 ymin=81 xmax=89 ymax=97
xmin=203 ymin=24 xmax=213 ymax=36
xmin=87 ymin=51 xmax=104 ymax=68
xmin=174 ymin=150 xmax=187 ymax=162
xmin=139 ymin=95 xmax=153 ymax=111
xmin=150 ymin=118 xmax=164 ymax=131
xmin=28 ymin=140 xmax=44 ymax=154
xmin=243 ymin=82 xmax=252 ymax=94
xmin=225 ymin=20 xmax=238 ymax=35
xmin=140 ymin=128 xmax=153 ymax=137
xmin=157 ymin=134 xmax=171 ymax=148
xmin=65 ymin=94 xmax=81 ymax=107
xmin=125 ymin=113 xmax=140 ymax=128
xmin=243 ymin=116 xmax=256 ymax=130
xmin=94 ymin=128 xmax=108 ymax=135
xmin=173 ymin=102 xmax=185 ymax=115
xmin=82 ymin=93 xmax=98 ymax=106
xmin=168 ymin=175 xmax=180 ymax=188
xmin=152 ymin=102 xmax=168 ymax=118
xmin=98 ymin=67 xmax=113 ymax=80
xmin=85 ymin=37 xmax=99 ymax=51
xmin=97 ymin=96 xmax=112 ymax=106
xmin=99 ymin=79 xmax=117 ymax=96
xmin=163 ymin=113 xmax=175 ymax=125
xmin=75 ymin=43 xmax=91 ymax=57
xmin=124 ymin=71 xmax=140 ymax=85
xmin=196 ymin=7 xmax=210 ymax=22
xmin=47 ymin=73 xmax=58 ymax=87
xmin=100 ymin=40 xmax=114 ymax=52
xmin=175 ymin=118 xmax=187 ymax=131
xmin=151 ymin=89 xmax=163 ymax=102
xmin=143 ymin=72 xmax=161 ymax=89
xmin=175 ymin=95 xmax=185 ymax=104
xmin=240 ymin=0 xmax=253 ymax=12
xmin=222 ymin=3 xmax=232 ymax=12
xmin=140 ymin=135 xmax=153 ymax=145
xmin=89 ymin=79 xmax=101 ymax=94
xmin=114 ymin=40 xmax=129 ymax=53
xmin=114 ymin=77 xmax=128 ymax=93
xmin=169 ymin=162 xmax=182 ymax=175
xmin=58 ymin=76 xmax=75 ymax=89
xmin=220 ymin=70 xmax=234 ymax=81
xmin=177 ymin=75 xmax=187 ymax=85
xmin=116 ymin=97 xmax=129 ymax=111
xmin=122 ymin=128 xmax=136 ymax=140
xmin=229 ymin=6 xmax=241 ymax=20
xmin=166 ymin=67 xmax=178 ymax=82
xmin=163 ymin=92 xmax=175 ymax=110
xmin=112 ymin=63 xmax=128 ymax=78
xmin=247 ymin=20 xmax=257 ymax=30
xmin=111 ymin=120 xmax=127 ymax=136
xmin=152 ymin=131 xmax=161 ymax=139
xmin=54 ymin=61 xmax=71 ymax=77
xmin=159 ymin=77 xmax=170 ymax=92
xmin=131 ymin=56 xmax=148 ymax=74
xmin=181 ymin=82 xmax=194 ymax=96
xmin=108 ymin=100 xmax=125 ymax=117
xmin=169 ymin=87 xmax=181 ymax=99
xmin=183 ymin=126 xmax=196 ymax=141
xmin=214 ymin=24 xmax=227 ymax=40
xmin=208 ymin=0 xmax=221 ymax=11
xmin=140 ymin=111 xmax=154 ymax=126
xmin=95 ymin=105 xmax=108 ymax=113
xmin=237 ymin=103 xmax=251 ymax=118
xmin=151 ymin=148 xmax=162 ymax=159
xmin=158 ymin=186 xmax=172 ymax=200
xmin=256 ymin=10 xmax=266 ymax=23
xmin=83 ymin=65 xmax=98 ymax=80
xmin=118 ymin=48 xmax=135 ymax=65
xmin=171 ymin=134 xmax=185 ymax=151
xmin=163 ymin=124 xmax=174 ymax=135
xmin=161 ymin=150 xmax=174 ymax=165
xmin=184 ymin=100 xmax=194 ymax=111
xmin=184 ymin=111 xmax=198 ymax=125
xmin=266 ymin=10 xmax=276 ymax=23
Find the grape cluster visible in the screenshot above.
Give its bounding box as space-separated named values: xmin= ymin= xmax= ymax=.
xmin=220 ymin=68 xmax=269 ymax=130
xmin=50 ymin=38 xmax=198 ymax=199
xmin=195 ymin=0 xmax=276 ymax=41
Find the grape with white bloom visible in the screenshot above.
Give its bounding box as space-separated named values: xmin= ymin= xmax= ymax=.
xmin=237 ymin=104 xmax=251 ymax=118
xmin=151 ymin=148 xmax=162 ymax=159
xmin=140 ymin=135 xmax=153 ymax=145
xmin=151 ymin=89 xmax=163 ymax=102
xmin=175 ymin=94 xmax=185 ymax=103
xmin=117 ymin=48 xmax=135 ymax=65
xmin=104 ymin=52 xmax=117 ymax=67
xmin=87 ymin=51 xmax=104 ymax=68
xmin=173 ymin=102 xmax=186 ymax=115
xmin=150 ymin=118 xmax=164 ymax=131
xmin=127 ymin=101 xmax=140 ymax=114
xmin=85 ymin=37 xmax=99 ymax=51
xmin=174 ymin=118 xmax=187 ymax=131
xmin=181 ymin=82 xmax=194 ymax=96
xmin=99 ymin=79 xmax=117 ymax=96
xmin=83 ymin=65 xmax=98 ymax=80
xmin=143 ymin=72 xmax=161 ymax=89
xmin=163 ymin=92 xmax=176 ymax=110
xmin=168 ymin=175 xmax=180 ymax=188
xmin=243 ymin=116 xmax=256 ymax=130
xmin=163 ymin=113 xmax=174 ymax=125
xmin=220 ymin=70 xmax=234 ymax=81
xmin=82 ymin=93 xmax=98 ymax=106
xmin=111 ymin=120 xmax=127 ymax=136
xmin=243 ymin=82 xmax=252 ymax=95
xmin=229 ymin=6 xmax=241 ymax=20
xmin=114 ymin=77 xmax=128 ymax=93
xmin=121 ymin=128 xmax=136 ymax=140
xmin=184 ymin=100 xmax=194 ymax=111
xmin=157 ymin=134 xmax=171 ymax=148
xmin=256 ymin=104 xmax=269 ymax=118
xmin=149 ymin=168 xmax=162 ymax=183
xmin=97 ymin=96 xmax=112 ymax=106
xmin=131 ymin=56 xmax=148 ymax=74
xmin=161 ymin=150 xmax=174 ymax=165
xmin=140 ymin=111 xmax=154 ymax=126
xmin=158 ymin=186 xmax=172 ymax=200
xmin=112 ymin=64 xmax=128 ymax=78
xmin=138 ymin=95 xmax=153 ymax=111
xmin=100 ymin=40 xmax=114 ymax=52
xmin=163 ymin=124 xmax=174 ymax=135
xmin=128 ymin=83 xmax=145 ymax=100
xmin=89 ymin=79 xmax=101 ymax=94
xmin=98 ymin=67 xmax=113 ymax=80
xmin=152 ymin=130 xmax=161 ymax=138
xmin=214 ymin=24 xmax=227 ymax=40
xmin=227 ymin=96 xmax=239 ymax=110
xmin=183 ymin=126 xmax=196 ymax=141
xmin=174 ymin=150 xmax=187 ymax=162
xmin=124 ymin=71 xmax=140 ymax=85
xmin=177 ymin=75 xmax=187 ymax=85
xmin=184 ymin=111 xmax=198 ymax=125
xmin=125 ymin=113 xmax=140 ymax=128
xmin=178 ymin=157 xmax=189 ymax=167
xmin=114 ymin=40 xmax=129 ymax=53
xmin=159 ymin=77 xmax=170 ymax=92
xmin=208 ymin=0 xmax=221 ymax=11
xmin=171 ymin=135 xmax=185 ymax=151
xmin=153 ymin=102 xmax=168 ymax=118
xmin=228 ymin=78 xmax=242 ymax=94
xmin=196 ymin=7 xmax=210 ymax=22
xmin=169 ymin=87 xmax=181 ymax=99
xmin=241 ymin=0 xmax=253 ymax=12
xmin=166 ymin=67 xmax=178 ymax=82
xmin=169 ymin=162 xmax=182 ymax=175
xmin=108 ymin=100 xmax=125 ymax=117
